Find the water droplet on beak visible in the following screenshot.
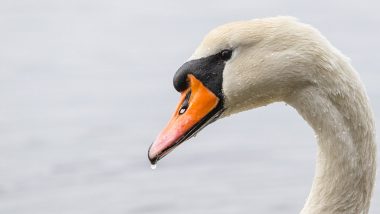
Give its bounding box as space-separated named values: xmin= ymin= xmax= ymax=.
xmin=151 ymin=164 xmax=157 ymax=170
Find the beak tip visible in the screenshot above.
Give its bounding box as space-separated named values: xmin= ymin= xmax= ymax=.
xmin=148 ymin=155 xmax=158 ymax=165
xmin=148 ymin=144 xmax=159 ymax=165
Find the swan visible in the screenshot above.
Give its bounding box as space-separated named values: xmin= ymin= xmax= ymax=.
xmin=147 ymin=16 xmax=376 ymax=214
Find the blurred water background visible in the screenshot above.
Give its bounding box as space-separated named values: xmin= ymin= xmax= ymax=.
xmin=0 ymin=0 xmax=379 ymax=213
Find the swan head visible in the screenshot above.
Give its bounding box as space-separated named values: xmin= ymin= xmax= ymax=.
xmin=148 ymin=16 xmax=329 ymax=164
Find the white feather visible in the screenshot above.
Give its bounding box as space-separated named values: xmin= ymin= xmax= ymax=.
xmin=192 ymin=16 xmax=376 ymax=214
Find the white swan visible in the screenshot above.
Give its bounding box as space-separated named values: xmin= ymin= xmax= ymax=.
xmin=148 ymin=16 xmax=376 ymax=214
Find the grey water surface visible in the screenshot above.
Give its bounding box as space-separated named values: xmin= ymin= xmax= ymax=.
xmin=1 ymin=0 xmax=379 ymax=213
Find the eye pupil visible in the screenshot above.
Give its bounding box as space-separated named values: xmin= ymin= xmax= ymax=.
xmin=220 ymin=49 xmax=232 ymax=61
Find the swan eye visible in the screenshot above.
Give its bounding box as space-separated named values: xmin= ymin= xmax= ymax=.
xmin=220 ymin=49 xmax=232 ymax=61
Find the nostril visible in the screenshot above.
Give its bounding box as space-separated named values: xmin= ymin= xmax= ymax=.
xmin=179 ymin=107 xmax=187 ymax=115
xmin=179 ymin=91 xmax=191 ymax=115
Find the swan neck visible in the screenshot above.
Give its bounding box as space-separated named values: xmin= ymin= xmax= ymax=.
xmin=286 ymin=80 xmax=376 ymax=213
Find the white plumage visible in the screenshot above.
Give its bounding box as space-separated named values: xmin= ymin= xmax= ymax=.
xmin=192 ymin=17 xmax=376 ymax=214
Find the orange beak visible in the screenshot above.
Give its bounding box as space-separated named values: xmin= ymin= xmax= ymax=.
xmin=148 ymin=74 xmax=222 ymax=164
